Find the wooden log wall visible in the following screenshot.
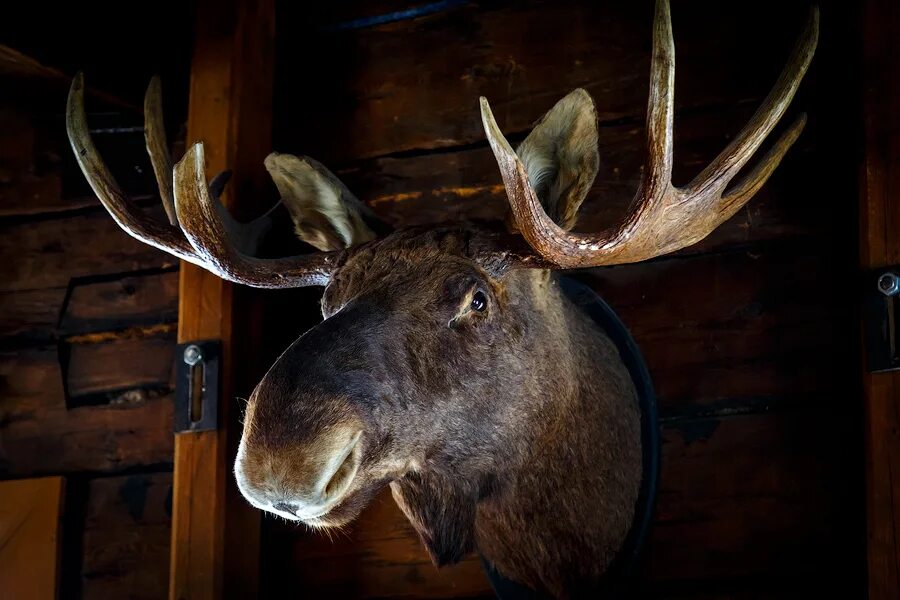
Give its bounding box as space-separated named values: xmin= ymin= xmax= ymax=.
xmin=0 ymin=4 xmax=192 ymax=593
xmin=260 ymin=1 xmax=865 ymax=598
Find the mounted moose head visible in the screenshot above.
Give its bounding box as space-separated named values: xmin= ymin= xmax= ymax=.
xmin=66 ymin=1 xmax=817 ymax=596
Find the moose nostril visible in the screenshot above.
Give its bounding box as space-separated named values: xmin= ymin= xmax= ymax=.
xmin=322 ymin=433 xmax=361 ymax=502
xmin=273 ymin=501 xmax=298 ymax=515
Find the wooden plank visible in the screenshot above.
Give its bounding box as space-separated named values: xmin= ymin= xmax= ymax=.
xmin=580 ymin=245 xmax=852 ymax=410
xmin=275 ymin=0 xmax=809 ymax=163
xmin=0 ymin=394 xmax=172 ymax=476
xmin=860 ymin=0 xmax=900 ymax=597
xmin=0 ymin=476 xmax=65 ymax=600
xmin=0 ymin=287 xmax=67 ymax=348
xmin=169 ymin=0 xmax=274 ymax=598
xmin=0 ymin=100 xmax=156 ymax=217
xmin=0 ymin=208 xmax=176 ymax=293
xmin=0 ymin=106 xmax=64 ymax=215
xmin=263 ymin=409 xmax=858 ymax=597
xmin=59 ymin=271 xmax=179 ymax=335
xmin=62 ymin=325 xmax=175 ymax=402
xmin=0 ymin=270 xmax=178 ymax=351
xmin=0 ymin=345 xmax=172 ymax=476
xmin=82 ymin=473 xmax=172 ymax=600
xmin=646 ymin=411 xmax=859 ymax=591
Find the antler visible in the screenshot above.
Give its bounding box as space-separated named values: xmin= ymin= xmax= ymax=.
xmin=66 ymin=73 xmax=339 ymax=288
xmin=481 ymin=0 xmax=818 ymax=268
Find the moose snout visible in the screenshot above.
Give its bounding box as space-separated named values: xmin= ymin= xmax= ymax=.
xmin=234 ymin=426 xmax=363 ymax=521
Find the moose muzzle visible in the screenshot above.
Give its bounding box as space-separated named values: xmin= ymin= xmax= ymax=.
xmin=234 ymin=424 xmax=364 ymax=522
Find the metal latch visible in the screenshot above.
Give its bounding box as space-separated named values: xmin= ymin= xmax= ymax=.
xmin=866 ymin=270 xmax=900 ymax=373
xmin=174 ymin=340 xmax=221 ymax=433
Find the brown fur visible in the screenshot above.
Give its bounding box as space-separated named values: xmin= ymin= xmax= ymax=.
xmin=235 ymin=225 xmax=642 ymax=597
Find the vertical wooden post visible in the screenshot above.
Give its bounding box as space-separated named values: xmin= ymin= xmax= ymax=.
xmin=170 ymin=0 xmax=273 ymax=598
xmin=861 ymin=0 xmax=900 ymax=597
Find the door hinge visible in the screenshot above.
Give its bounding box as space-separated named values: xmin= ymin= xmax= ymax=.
xmin=866 ymin=269 xmax=900 ymax=373
xmin=174 ymin=340 xmax=221 ymax=433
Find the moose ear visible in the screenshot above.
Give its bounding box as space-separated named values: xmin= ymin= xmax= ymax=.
xmin=264 ymin=152 xmax=377 ymax=251
xmin=390 ymin=473 xmax=477 ymax=567
xmin=513 ymin=88 xmax=599 ymax=231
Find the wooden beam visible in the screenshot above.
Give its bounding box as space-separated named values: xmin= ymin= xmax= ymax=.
xmin=861 ymin=0 xmax=900 ymax=597
xmin=169 ymin=0 xmax=274 ymax=598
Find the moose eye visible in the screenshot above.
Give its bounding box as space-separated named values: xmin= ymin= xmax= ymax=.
xmin=470 ymin=290 xmax=487 ymax=312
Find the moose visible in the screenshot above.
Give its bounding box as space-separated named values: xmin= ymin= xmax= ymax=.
xmin=66 ymin=1 xmax=817 ymax=596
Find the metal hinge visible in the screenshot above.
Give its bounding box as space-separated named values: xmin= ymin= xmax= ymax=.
xmin=174 ymin=340 xmax=221 ymax=433
xmin=866 ymin=270 xmax=900 ymax=373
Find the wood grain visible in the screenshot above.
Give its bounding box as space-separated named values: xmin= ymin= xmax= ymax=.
xmin=62 ymin=326 xmax=175 ymax=402
xmin=169 ymin=0 xmax=274 ymax=598
xmin=0 ymin=208 xmax=176 ymax=294
xmin=0 ymin=287 xmax=67 ymax=348
xmin=0 ymin=270 xmax=178 ymax=353
xmin=860 ymin=0 xmax=900 ymax=597
xmin=275 ymin=0 xmax=809 ymax=163
xmin=82 ymin=473 xmax=172 ymax=600
xmin=581 ymin=245 xmax=854 ymax=410
xmin=0 ymin=476 xmax=65 ymax=600
xmin=0 ymin=345 xmax=173 ymax=476
xmin=0 ymin=88 xmax=155 ymax=218
xmin=60 ymin=271 xmax=179 ymax=335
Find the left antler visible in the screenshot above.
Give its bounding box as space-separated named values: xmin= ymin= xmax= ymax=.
xmin=481 ymin=0 xmax=818 ymax=268
xmin=66 ymin=73 xmax=340 ymax=288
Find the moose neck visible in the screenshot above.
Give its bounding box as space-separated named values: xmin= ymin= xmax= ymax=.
xmin=392 ymin=270 xmax=643 ymax=597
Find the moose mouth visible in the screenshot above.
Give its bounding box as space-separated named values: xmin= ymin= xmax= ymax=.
xmin=268 ymin=433 xmax=395 ymax=528
xmin=294 ymin=478 xmax=389 ymax=529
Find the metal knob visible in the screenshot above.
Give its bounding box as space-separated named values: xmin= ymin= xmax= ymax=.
xmin=878 ymin=272 xmax=900 ymax=297
xmin=183 ymin=344 xmax=203 ymax=366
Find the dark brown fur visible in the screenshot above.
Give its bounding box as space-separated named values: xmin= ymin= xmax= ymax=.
xmin=235 ymin=226 xmax=642 ymax=597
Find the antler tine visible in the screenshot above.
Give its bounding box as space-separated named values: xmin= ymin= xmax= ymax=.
xmin=720 ymin=113 xmax=806 ymax=213
xmin=143 ymin=76 xmax=177 ymax=225
xmin=66 ymin=73 xmax=200 ymax=264
xmin=145 ymin=77 xmax=276 ymax=253
xmin=688 ymin=6 xmax=819 ymax=199
xmin=174 ymin=143 xmax=339 ymax=288
xmin=643 ymin=0 xmax=675 ymax=196
xmin=68 ymin=74 xmax=339 ymax=288
xmin=482 ymin=0 xmax=817 ymax=269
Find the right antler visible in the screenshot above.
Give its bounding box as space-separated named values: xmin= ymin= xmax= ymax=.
xmin=481 ymin=0 xmax=818 ymax=269
xmin=66 ymin=73 xmax=340 ymax=288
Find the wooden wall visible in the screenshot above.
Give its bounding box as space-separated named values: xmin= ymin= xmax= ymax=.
xmin=260 ymin=1 xmax=865 ymax=598
xmin=0 ymin=3 xmax=192 ymax=595
xmin=0 ymin=0 xmax=866 ymax=598
xmin=0 ymin=78 xmax=177 ymax=597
